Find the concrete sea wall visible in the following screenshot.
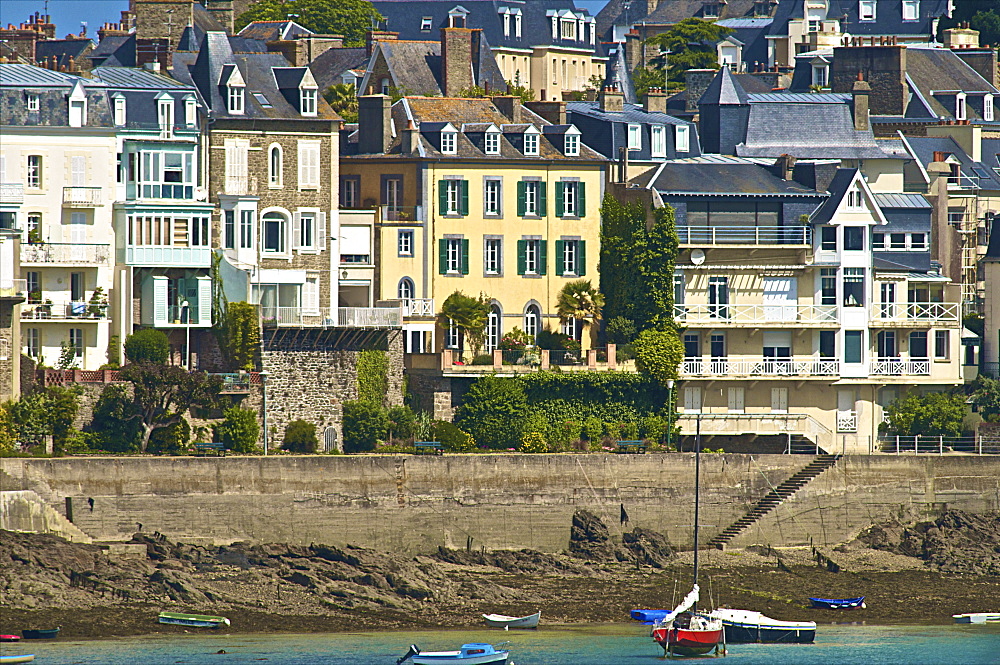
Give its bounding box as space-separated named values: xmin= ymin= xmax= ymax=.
xmin=1 ymin=455 xmax=997 ymax=554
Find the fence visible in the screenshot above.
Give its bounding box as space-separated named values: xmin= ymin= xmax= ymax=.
xmin=877 ymin=435 xmax=998 ymax=455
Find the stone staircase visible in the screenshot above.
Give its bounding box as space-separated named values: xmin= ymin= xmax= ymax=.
xmin=706 ymin=454 xmax=841 ymax=550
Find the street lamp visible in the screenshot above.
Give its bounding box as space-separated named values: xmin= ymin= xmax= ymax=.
xmin=180 ymin=300 xmax=191 ymax=370
xmin=666 ymin=379 xmax=675 ymax=451
xmin=259 ymin=370 xmax=270 ymax=455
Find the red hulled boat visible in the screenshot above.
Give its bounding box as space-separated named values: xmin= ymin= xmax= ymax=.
xmin=650 ymin=585 xmax=724 ymax=656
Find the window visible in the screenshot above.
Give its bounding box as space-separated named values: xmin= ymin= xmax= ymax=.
xmin=558 ymin=180 xmax=584 ymax=217
xmin=484 ymin=178 xmax=502 ymax=216
xmin=627 ymin=124 xmax=641 ymax=151
xmin=934 ymin=330 xmax=950 ymax=359
xmin=113 ymin=96 xmax=126 ymax=125
xmin=812 ymin=64 xmax=828 ymax=87
xmin=564 ymin=134 xmax=579 ymax=156
xmin=190 ymin=216 xmax=210 ymax=246
xmin=674 ymin=272 xmax=685 ymax=305
xmin=708 ymin=276 xmax=729 ymax=318
xmin=524 ymin=304 xmax=540 ymax=341
xmin=26 ymin=271 xmax=40 ymax=299
xmin=844 ymin=330 xmax=863 ymax=364
xmin=71 ymin=155 xmax=86 ymax=186
xmin=911 ymin=233 xmax=927 ymax=250
xmin=298 ymin=140 xmax=320 ymax=190
xmin=300 ymin=87 xmax=317 ymax=116
xmin=240 ymin=210 xmax=254 ymax=249
xmin=157 ymin=97 xmax=174 ymax=138
xmin=185 ymin=97 xmax=197 ymax=127
xmin=515 ymin=12 xmax=522 ymax=38
xmin=843 ymin=268 xmax=865 ymax=306
xmin=381 ymin=78 xmax=390 ymax=95
xmin=26 ymin=214 xmax=40 ymax=242
xmin=228 ymin=84 xmax=245 ymax=114
xmin=956 ymin=93 xmax=967 ymax=121
xmin=820 ymin=268 xmax=837 ymax=305
xmin=703 ymin=3 xmax=720 ymax=18
xmin=398 ymin=277 xmax=415 ymax=300
xmin=445 ymin=319 xmax=460 ymax=348
xmin=441 ymin=237 xmax=468 ymax=274
xmin=269 ymin=145 xmax=283 ymax=188
xmin=879 ymin=281 xmax=897 ymax=317
xmin=69 ymin=328 xmax=84 ymax=359
xmin=398 ymin=230 xmax=413 ymax=256
xmin=877 ymin=331 xmax=897 ymax=359
xmin=820 ymin=226 xmax=836 ymax=251
xmin=890 ymin=233 xmax=906 ymax=250
xmin=902 ymin=0 xmax=919 ymax=20
xmin=684 ymin=333 xmax=700 ymax=358
xmin=383 ymin=176 xmax=403 ymax=217
xmin=909 ymin=331 xmax=928 ymax=359
xmin=986 ymin=95 xmax=994 ymax=122
xmin=844 ymin=226 xmax=864 ymax=251
xmin=518 ymin=239 xmax=546 ymax=275
xmin=523 ymin=131 xmax=539 ymax=156
xmin=558 ymin=239 xmax=585 ymax=276
xmin=25 ymin=328 xmax=40 ymax=358
xmin=140 ymin=151 xmax=194 ymax=198
xmin=651 ymin=125 xmax=666 ymax=157
xmin=441 ymin=131 xmax=457 ymax=154
xmin=27 ymin=155 xmax=42 ymax=188
xmin=859 ymin=0 xmax=876 ymax=21
xmin=262 ymin=211 xmax=287 ymax=253
xmin=675 ymin=125 xmax=690 ymax=153
xmin=224 ymin=139 xmax=248 ymax=194
xmin=27 ymin=93 xmax=39 ymax=112
xmin=518 ymin=180 xmax=544 ymax=217
xmin=485 ymin=130 xmax=501 ymax=155
xmin=69 ymin=98 xmax=86 ymax=127
xmin=873 ymin=232 xmax=885 ymax=249
xmin=421 ymin=16 xmax=433 ymax=31
xmin=561 ymin=18 xmax=576 ymax=40
xmin=296 ymin=212 xmax=315 ymax=250
xmin=439 ymin=179 xmax=468 ymax=216
xmin=341 ymin=176 xmax=360 ymax=208
xmin=819 ymin=330 xmax=836 ymax=358
xmin=224 ymin=210 xmax=236 ymax=249
xmin=484 ymin=237 xmax=502 ymax=275
xmin=710 ymin=332 xmax=726 ymax=359
xmin=846 ymin=187 xmax=863 ymax=208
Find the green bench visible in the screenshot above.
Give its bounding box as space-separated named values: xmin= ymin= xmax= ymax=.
xmin=414 ymin=441 xmax=443 ymax=455
xmin=615 ymin=440 xmax=646 ymax=454
xmin=194 ymin=442 xmax=227 ymax=456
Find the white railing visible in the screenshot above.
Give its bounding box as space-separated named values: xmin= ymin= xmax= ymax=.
xmin=871 ymin=302 xmax=960 ymax=323
xmin=224 ymin=175 xmax=258 ymax=196
xmin=62 ymin=187 xmax=102 ymax=206
xmin=21 ymin=243 xmax=111 ymax=264
xmin=680 ymin=357 xmax=840 ymax=377
xmin=674 ymin=303 xmax=838 ymax=324
xmin=0 ymin=183 xmax=24 ymax=203
xmin=261 ymin=306 xmax=402 ymax=328
xmin=837 ymin=410 xmax=858 ymax=433
xmin=338 ymin=307 xmax=401 ymax=328
xmin=402 ymin=298 xmax=434 ymax=317
xmin=21 ymin=300 xmax=108 ymax=320
xmin=677 ymin=225 xmax=812 ymax=245
xmin=0 ymin=279 xmax=27 ymax=298
xmin=124 ymin=245 xmax=212 ymax=267
xmin=870 ymin=358 xmax=930 ymax=375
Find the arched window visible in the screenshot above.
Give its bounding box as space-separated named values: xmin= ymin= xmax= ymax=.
xmin=269 ymin=144 xmax=283 ymax=187
xmin=261 ymin=210 xmax=288 ymax=254
xmin=523 ymin=303 xmax=540 ymax=342
xmin=398 ymin=277 xmax=415 ymax=301
xmin=487 ymin=304 xmax=502 ymax=352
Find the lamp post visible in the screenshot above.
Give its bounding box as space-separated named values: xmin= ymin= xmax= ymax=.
xmin=666 ymin=379 xmax=675 ymax=451
xmin=259 ymin=370 xmax=270 ymax=455
xmin=180 ymin=300 xmax=191 ymax=370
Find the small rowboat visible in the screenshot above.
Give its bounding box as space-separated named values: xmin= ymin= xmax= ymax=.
xmin=21 ymin=627 xmax=59 ymax=640
xmin=482 ymin=611 xmax=540 ymax=629
xmin=709 ymin=608 xmax=816 ymax=644
xmin=0 ymin=656 xmax=36 ymax=664
xmin=0 ymin=635 xmax=20 ymax=642
xmin=157 ymin=611 xmax=231 ymax=628
xmin=809 ymin=596 xmax=866 ymax=610
xmin=953 ymin=612 xmax=1000 ymax=624
xmin=397 ymin=643 xmax=510 ymax=665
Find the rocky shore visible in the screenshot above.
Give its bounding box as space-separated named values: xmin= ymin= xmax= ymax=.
xmin=1 ymin=510 xmax=998 ymax=639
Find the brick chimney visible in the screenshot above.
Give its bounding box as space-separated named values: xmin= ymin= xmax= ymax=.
xmin=358 ymin=94 xmax=392 ymax=154
xmin=267 ymin=39 xmax=306 ymax=66
xmin=831 ymin=44 xmax=906 ymax=115
xmin=852 ymin=72 xmax=871 ymax=131
xmin=492 ymin=95 xmax=522 ymax=123
xmin=441 ymin=27 xmax=474 ymax=96
xmin=599 ymin=84 xmax=624 ymax=113
xmin=524 ymin=100 xmax=566 ymax=125
xmin=366 ymin=30 xmax=398 ymax=57
xmin=644 ymin=87 xmax=667 ymax=113
xmin=205 ymin=0 xmax=234 ymax=34
xmin=401 ymin=119 xmax=419 ymax=156
xmin=775 ymin=154 xmax=796 ymax=181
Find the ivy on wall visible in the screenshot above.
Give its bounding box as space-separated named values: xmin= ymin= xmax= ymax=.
xmin=356 ymin=349 xmax=389 ymax=406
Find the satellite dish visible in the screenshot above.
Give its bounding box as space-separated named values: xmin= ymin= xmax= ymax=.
xmin=691 ymin=249 xmax=706 ymax=265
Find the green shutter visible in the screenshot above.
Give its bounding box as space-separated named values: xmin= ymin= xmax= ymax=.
xmin=555 ymin=239 xmax=564 ymax=275
xmin=555 ymin=182 xmax=564 ymax=218
xmin=517 ymin=239 xmax=526 ymax=275
xmin=460 ymin=180 xmax=469 ymax=216
xmin=461 ymin=238 xmax=470 ymax=274
xmin=438 ymin=180 xmax=447 ymax=215
xmin=438 ymin=239 xmax=448 ymax=274
xmin=538 ymin=181 xmax=547 ymax=217
xmin=578 ymin=182 xmax=586 ymax=217
xmin=578 ymin=240 xmax=586 ymax=276
xmin=539 ymin=240 xmax=547 ymax=275
xmin=517 ymin=181 xmax=526 ymax=216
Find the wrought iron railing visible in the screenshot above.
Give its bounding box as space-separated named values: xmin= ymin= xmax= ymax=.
xmin=21 ymin=300 xmax=108 ymax=319
xmin=677 ymin=225 xmax=811 ymax=245
xmin=21 ymin=243 xmax=111 ymax=264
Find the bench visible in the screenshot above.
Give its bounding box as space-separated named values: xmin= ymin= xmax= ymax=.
xmin=193 ymin=442 xmax=227 ymax=456
xmin=414 ymin=441 xmax=443 ymax=455
xmin=615 ymin=440 xmax=646 ymax=454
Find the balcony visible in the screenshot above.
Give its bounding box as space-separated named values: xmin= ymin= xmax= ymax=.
xmin=21 ymin=243 xmax=111 ymax=265
xmin=223 ymin=175 xmax=258 ymax=197
xmin=62 ymin=187 xmax=103 ymax=207
xmin=21 ymin=300 xmax=109 ymax=321
xmin=871 ymin=302 xmax=960 ymax=326
xmin=680 ymin=357 xmax=840 ymax=377
xmin=870 ymin=358 xmax=930 ymax=376
xmin=123 ymin=245 xmax=212 ymax=267
xmin=0 ymin=279 xmax=27 ymax=299
xmin=261 ymin=306 xmax=402 ymax=328
xmin=0 ymin=183 xmax=24 ymax=204
xmin=837 ymin=410 xmax=858 ymax=433
xmin=379 ymin=205 xmax=424 ymax=222
xmin=156 ymin=304 xmax=208 ymax=327
xmin=674 ymin=303 xmax=837 ymax=326
xmin=403 ymin=298 xmax=434 ymax=317
xmin=677 ymin=225 xmax=811 ymax=246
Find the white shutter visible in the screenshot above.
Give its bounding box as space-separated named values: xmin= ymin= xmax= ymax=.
xmin=152 ymin=276 xmax=168 ymax=325
xmin=71 ymin=156 xmax=86 ymax=186
xmin=317 ymin=212 xmax=327 ymax=251
xmin=0 ymin=154 xmax=6 ymax=181
xmin=771 ymin=387 xmax=788 ymax=414
xmin=727 ymin=387 xmax=745 ymax=413
xmin=298 ymin=140 xmax=320 ymax=189
xmin=292 ymin=211 xmax=302 ymax=249
xmin=303 ymin=277 xmax=319 ymax=315
xmin=196 ymin=275 xmax=212 ymax=325
xmin=683 ymin=387 xmax=701 ymax=413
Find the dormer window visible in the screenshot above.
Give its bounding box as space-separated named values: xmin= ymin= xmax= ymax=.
xmin=561 ymin=18 xmax=577 ymax=40
xmin=421 ymin=16 xmax=433 ymax=31
xmin=448 ymin=7 xmax=468 ymax=27
xmin=985 ymin=94 xmax=994 ymax=122
xmin=27 ymin=93 xmax=39 ymax=112
xmin=441 ymin=130 xmax=457 ymax=154
xmin=703 ymin=3 xmax=721 ymax=18
xmin=228 ymin=85 xmax=245 ymax=114
xmin=68 ymin=82 xmax=87 ymax=128
xmin=184 ymin=96 xmax=198 ymax=127
xmin=956 ymin=93 xmax=967 ymax=121
xmin=902 ymin=0 xmax=919 ymax=21
xmin=564 ymin=133 xmax=580 ymax=156
xmin=157 ymin=94 xmax=174 ymax=139
xmin=485 ymin=130 xmax=501 ymax=155
xmin=675 ymin=125 xmax=690 ymax=152
xmin=859 ymin=0 xmax=876 ymax=21
xmin=847 ymin=187 xmax=863 ymax=208
xmin=113 ymin=95 xmax=126 ymax=126
xmin=502 ymin=10 xmax=510 ymax=37
xmin=523 ymin=130 xmax=539 ymax=156
xmin=300 ymin=87 xmax=317 ymax=116
xmin=514 ymin=11 xmax=522 ymax=38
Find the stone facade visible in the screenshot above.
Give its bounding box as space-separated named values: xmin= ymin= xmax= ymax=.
xmin=830 ymin=45 xmax=908 ymax=116
xmin=0 ymin=300 xmax=18 ymax=402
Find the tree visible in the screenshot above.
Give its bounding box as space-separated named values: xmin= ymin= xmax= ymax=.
xmin=119 ymin=363 xmax=223 ymax=453
xmin=235 ymin=0 xmax=383 ymax=47
xmin=969 ymin=376 xmax=1000 ymax=423
xmin=454 ymin=375 xmax=528 ymax=449
xmin=387 ymin=404 xmax=417 ymax=442
xmin=216 ymin=407 xmax=260 ymax=453
xmin=632 ymin=328 xmax=684 ymax=388
xmin=89 ymin=383 xmax=143 ymax=453
xmin=884 ymin=392 xmax=966 ymax=438
xmin=342 ymin=400 xmax=389 ymax=453
xmin=557 ymin=280 xmax=605 ymax=342
xmin=438 ymin=291 xmax=490 ymax=359
xmin=124 ymin=329 xmax=170 ymax=364
xmin=282 ymin=419 xmax=319 ymax=453
xmin=324 ymin=83 xmax=358 ymax=122
xmin=644 ymin=18 xmax=735 ymax=84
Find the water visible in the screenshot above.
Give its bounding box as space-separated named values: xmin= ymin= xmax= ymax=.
xmin=3 ymin=623 xmax=997 ymax=665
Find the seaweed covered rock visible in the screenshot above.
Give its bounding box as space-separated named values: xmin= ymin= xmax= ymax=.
xmin=569 ymin=509 xmax=618 ymax=561
xmin=622 ymin=527 xmax=675 ymax=568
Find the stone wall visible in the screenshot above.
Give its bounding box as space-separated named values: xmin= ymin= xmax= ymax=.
xmin=830 ymin=46 xmax=908 ymax=115
xmin=0 ymin=301 xmax=17 ymax=402
xmin=2 ymin=454 xmax=997 ymax=554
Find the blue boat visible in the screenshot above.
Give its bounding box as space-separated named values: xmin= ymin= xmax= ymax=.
xmin=397 ymin=643 xmax=510 ymax=665
xmin=809 ymin=596 xmax=866 ymax=609
xmin=630 ymin=609 xmax=670 ymax=624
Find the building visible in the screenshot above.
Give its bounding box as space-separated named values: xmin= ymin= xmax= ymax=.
xmin=370 ymin=0 xmax=605 ymax=99
xmin=0 ymin=209 xmax=25 ymax=402
xmin=0 ymin=63 xmax=119 ymax=370
xmin=340 ymin=93 xmax=606 ymax=356
xmin=984 ymin=221 xmax=1000 ymax=379
xmin=644 ymin=156 xmax=962 ymax=453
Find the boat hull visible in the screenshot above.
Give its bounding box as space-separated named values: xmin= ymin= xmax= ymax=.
xmin=20 ymin=629 xmax=58 ymax=640
xmin=953 ymin=613 xmax=1000 ymax=624
xmin=482 ymin=611 xmax=540 ymax=629
xmin=0 ymin=656 xmax=36 ymax=664
xmin=809 ymin=597 xmax=865 ymax=610
xmin=158 ymin=612 xmax=230 ymax=628
xmin=652 ymin=627 xmax=724 ymax=656
xmin=722 ymin=623 xmax=815 ymax=644
xmin=411 ymin=653 xmax=509 ymax=665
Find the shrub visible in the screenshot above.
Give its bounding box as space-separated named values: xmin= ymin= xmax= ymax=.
xmin=633 ymin=328 xmax=684 ymax=387
xmin=605 ymin=316 xmax=636 ymax=345
xmin=582 ymin=417 xmax=603 ymax=442
xmin=148 ymin=419 xmax=190 ymax=455
xmin=88 ymin=383 xmax=142 ymax=453
xmin=534 ymin=329 xmax=572 ymax=350
xmin=342 ymin=400 xmax=389 ymax=453
xmin=216 ymin=407 xmax=260 ymax=453
xmin=387 ymin=405 xmax=417 ymax=441
xmin=499 ymin=326 xmax=533 ymax=350
xmin=642 ymin=416 xmax=668 ymax=444
xmin=225 ymin=302 xmax=261 ymax=371
xmin=471 ymin=354 xmax=494 ymax=365
xmin=550 ymin=419 xmax=582 ymax=451
xmin=883 ymin=391 xmax=966 ymax=437
xmin=282 ymin=419 xmax=319 ymax=453
xmin=431 ymin=420 xmax=476 ymax=452
xmin=124 ymin=329 xmax=170 ymax=364
xmin=519 ymin=432 xmax=548 ymax=453
xmin=454 ymin=375 xmax=528 ymax=449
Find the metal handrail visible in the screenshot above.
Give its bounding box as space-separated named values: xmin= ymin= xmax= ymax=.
xmin=677 ymin=225 xmax=811 ymax=245
xmin=674 ymin=303 xmax=838 ymax=324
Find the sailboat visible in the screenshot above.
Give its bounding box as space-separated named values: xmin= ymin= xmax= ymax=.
xmin=650 ymin=416 xmax=725 ymax=657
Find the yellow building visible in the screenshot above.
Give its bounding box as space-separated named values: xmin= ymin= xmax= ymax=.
xmin=340 ymin=94 xmax=606 ymax=357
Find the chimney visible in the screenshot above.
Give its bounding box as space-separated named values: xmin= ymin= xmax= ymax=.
xmin=524 ymin=100 xmax=566 ymax=125
xmin=401 ymin=119 xmax=419 ymax=156
xmin=852 ymin=72 xmax=870 ymax=131
xmin=599 ymin=85 xmax=624 ymax=113
xmin=943 ymin=25 xmax=980 ymax=50
xmin=441 ymin=27 xmax=474 ymax=96
xmin=775 ymin=154 xmax=796 ymax=181
xmin=358 ymin=94 xmax=392 ymax=154
xmin=492 ymin=95 xmax=522 ymax=123
xmin=205 ymin=0 xmax=234 ymax=34
xmin=366 ymin=30 xmax=398 ymax=57
xmin=643 ymin=87 xmax=667 ymax=113
xmin=267 ymin=39 xmax=306 ymax=66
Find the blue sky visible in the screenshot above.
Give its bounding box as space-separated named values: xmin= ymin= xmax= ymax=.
xmin=0 ymin=1 xmax=610 ymax=41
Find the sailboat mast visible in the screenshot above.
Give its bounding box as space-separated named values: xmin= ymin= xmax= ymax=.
xmin=693 ymin=413 xmax=701 ymax=613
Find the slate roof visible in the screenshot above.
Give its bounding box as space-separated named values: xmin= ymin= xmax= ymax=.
xmin=596 ymin=0 xmax=764 ymax=40
xmin=766 ymin=0 xmax=951 ymax=38
xmin=905 ymin=136 xmax=1000 ymax=190
xmin=89 ymin=34 xmax=135 ymax=68
xmin=644 ymin=157 xmax=824 ymax=196
xmin=901 ymin=47 xmax=999 ymax=121
xmin=0 ymin=63 xmax=113 ymax=128
xmin=35 ymin=39 xmax=93 ymax=69
xmin=602 ymin=43 xmax=637 ymax=104
xmin=699 ymin=67 xmax=749 ymax=106
xmin=92 ymin=66 xmax=198 ymax=129
xmin=238 ymin=20 xmax=314 ymax=42
xmin=310 ymin=47 xmax=368 ymax=90
xmin=809 ymin=168 xmax=862 ymax=225
xmin=566 ymin=100 xmax=692 ymax=126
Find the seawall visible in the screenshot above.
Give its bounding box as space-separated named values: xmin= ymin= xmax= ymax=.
xmin=2 ymin=455 xmax=997 ymax=553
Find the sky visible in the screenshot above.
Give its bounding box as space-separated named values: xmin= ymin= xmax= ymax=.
xmin=1 ymin=0 xmax=611 ymax=39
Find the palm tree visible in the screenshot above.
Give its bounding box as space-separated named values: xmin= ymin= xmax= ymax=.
xmin=557 ymin=280 xmax=605 ymax=343
xmin=323 ymin=83 xmax=358 ymax=122
xmin=438 ymin=291 xmax=490 ymax=360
